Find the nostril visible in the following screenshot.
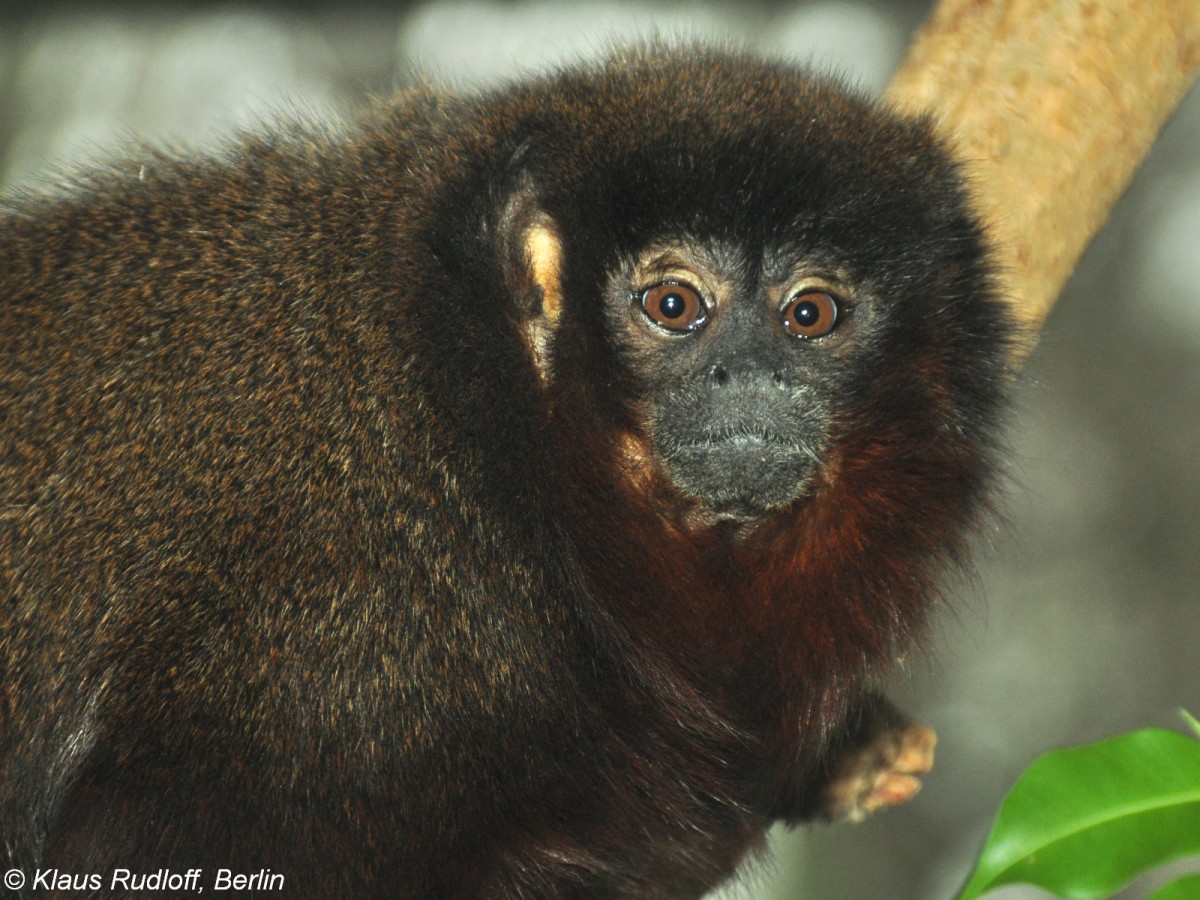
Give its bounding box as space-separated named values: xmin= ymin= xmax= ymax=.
xmin=709 ymin=365 xmax=730 ymax=387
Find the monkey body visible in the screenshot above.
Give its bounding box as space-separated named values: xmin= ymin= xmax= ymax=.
xmin=1 ymin=48 xmax=1010 ymax=897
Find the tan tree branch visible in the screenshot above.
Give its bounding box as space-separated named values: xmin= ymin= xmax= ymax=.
xmin=886 ymin=0 xmax=1200 ymax=358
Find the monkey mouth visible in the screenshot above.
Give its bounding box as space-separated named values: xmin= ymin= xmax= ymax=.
xmin=663 ymin=434 xmax=818 ymax=520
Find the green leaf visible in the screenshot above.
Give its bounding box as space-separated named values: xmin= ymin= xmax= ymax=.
xmin=958 ymin=728 xmax=1200 ymax=899
xmin=1146 ymin=873 xmax=1200 ymax=900
xmin=1181 ymin=709 xmax=1200 ymax=741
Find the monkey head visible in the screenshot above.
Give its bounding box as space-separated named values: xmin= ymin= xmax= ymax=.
xmin=487 ymin=49 xmax=1009 ymax=538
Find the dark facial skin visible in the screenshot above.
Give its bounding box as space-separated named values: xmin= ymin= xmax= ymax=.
xmin=606 ymin=239 xmax=865 ymax=524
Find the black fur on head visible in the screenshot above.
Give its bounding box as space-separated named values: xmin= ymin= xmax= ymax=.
xmin=458 ymin=46 xmax=1011 ymax=532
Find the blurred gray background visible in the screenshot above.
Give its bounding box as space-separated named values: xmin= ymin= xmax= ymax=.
xmin=2 ymin=2 xmax=1197 ymax=898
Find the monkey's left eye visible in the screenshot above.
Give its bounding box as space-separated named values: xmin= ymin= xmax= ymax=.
xmin=782 ymin=291 xmax=841 ymax=339
xmin=640 ymin=283 xmax=708 ymax=333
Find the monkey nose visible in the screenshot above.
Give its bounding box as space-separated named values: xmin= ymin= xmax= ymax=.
xmin=706 ymin=363 xmax=789 ymax=390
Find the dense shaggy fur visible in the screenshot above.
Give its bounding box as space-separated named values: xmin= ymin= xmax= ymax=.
xmin=0 ymin=47 xmax=1011 ymax=898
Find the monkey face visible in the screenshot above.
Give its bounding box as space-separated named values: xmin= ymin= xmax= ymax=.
xmin=603 ymin=240 xmax=859 ymax=522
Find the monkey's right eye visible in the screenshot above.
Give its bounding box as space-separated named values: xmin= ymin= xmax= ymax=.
xmin=640 ymin=283 xmax=707 ymax=333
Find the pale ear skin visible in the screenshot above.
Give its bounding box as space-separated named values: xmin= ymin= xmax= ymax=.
xmin=520 ymin=218 xmax=564 ymax=384
xmin=493 ymin=171 xmax=566 ymax=385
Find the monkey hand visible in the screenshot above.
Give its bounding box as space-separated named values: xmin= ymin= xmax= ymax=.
xmin=815 ymin=720 xmax=937 ymax=824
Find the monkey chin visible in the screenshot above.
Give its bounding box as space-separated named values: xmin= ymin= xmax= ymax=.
xmin=712 ymin=494 xmax=813 ymax=537
xmin=679 ymin=494 xmax=811 ymax=542
xmin=665 ymin=438 xmax=817 ymax=531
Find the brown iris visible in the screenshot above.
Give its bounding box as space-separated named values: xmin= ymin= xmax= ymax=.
xmin=782 ymin=291 xmax=839 ymax=338
xmin=641 ymin=283 xmax=707 ymax=332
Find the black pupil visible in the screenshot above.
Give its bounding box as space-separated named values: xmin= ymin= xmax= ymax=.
xmin=659 ymin=291 xmax=687 ymax=319
xmin=795 ymin=300 xmax=821 ymax=327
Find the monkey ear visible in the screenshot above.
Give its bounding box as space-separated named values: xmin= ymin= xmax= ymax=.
xmin=495 ymin=172 xmax=564 ymax=385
